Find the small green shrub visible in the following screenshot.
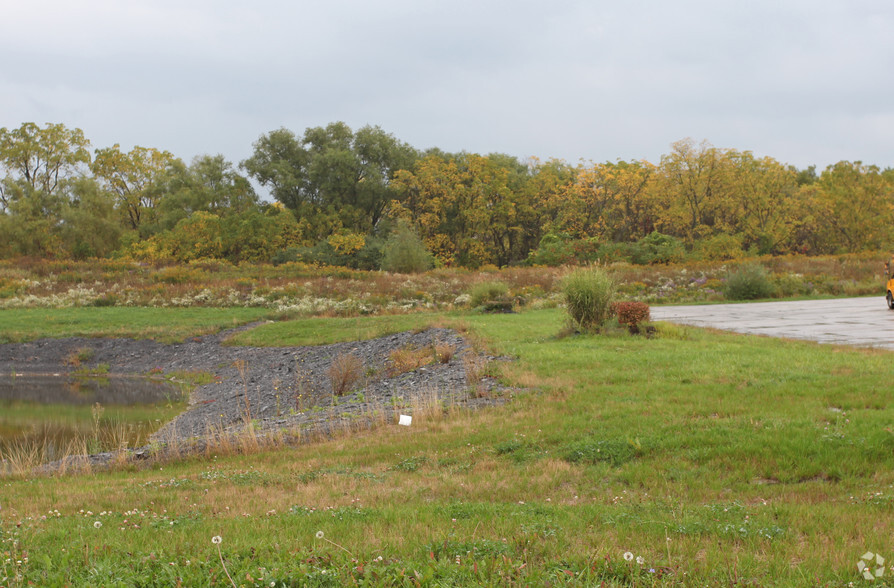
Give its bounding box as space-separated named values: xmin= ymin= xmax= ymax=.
xmin=772 ymin=272 xmax=810 ymax=297
xmin=381 ymin=222 xmax=434 ymax=274
xmin=562 ymin=267 xmax=616 ymax=331
xmin=629 ymin=231 xmax=686 ymax=265
xmin=595 ymin=242 xmax=632 ymax=263
xmin=468 ymin=281 xmax=510 ymax=307
xmin=65 ymin=346 xmax=95 ymax=366
xmin=724 ymin=264 xmax=775 ymax=300
xmin=0 ymin=278 xmax=22 ymax=299
xmin=527 ymin=233 xmax=600 ymax=266
xmin=91 ymin=294 xmax=118 ymax=307
xmin=270 ymin=246 xmax=301 ymax=266
xmin=273 ymin=237 xmax=385 ymax=270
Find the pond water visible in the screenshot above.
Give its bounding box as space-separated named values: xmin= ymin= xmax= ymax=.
xmin=0 ymin=373 xmax=186 ymax=465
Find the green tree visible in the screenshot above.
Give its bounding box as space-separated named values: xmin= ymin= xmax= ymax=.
xmin=519 ymin=157 xmax=577 ymax=255
xmin=0 ymin=122 xmax=92 ymax=257
xmin=391 ymin=152 xmax=530 ymax=267
xmin=240 ymin=128 xmax=308 ymax=212
xmin=556 ymin=159 xmax=657 ymax=242
xmin=242 ymin=122 xmax=418 ymax=239
xmin=91 ymin=144 xmax=179 ymax=233
xmin=162 ymin=211 xmax=225 ymax=261
xmin=59 ymin=178 xmax=123 ymax=259
xmin=0 ymin=122 xmax=91 ymax=212
xmin=220 ymin=206 xmax=303 ymax=262
xmin=155 ymin=155 xmax=258 ymax=230
xmin=795 ymin=165 xmax=818 ymax=186
xmin=0 ymin=194 xmax=63 ymax=257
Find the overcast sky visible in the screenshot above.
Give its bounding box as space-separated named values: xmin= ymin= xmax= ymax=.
xmin=2 ymin=0 xmax=893 ymax=172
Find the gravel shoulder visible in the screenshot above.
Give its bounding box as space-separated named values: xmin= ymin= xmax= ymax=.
xmin=0 ymin=323 xmax=510 ymax=470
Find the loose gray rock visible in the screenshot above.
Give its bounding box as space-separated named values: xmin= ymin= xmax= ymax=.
xmin=1 ymin=324 xmax=511 ymax=472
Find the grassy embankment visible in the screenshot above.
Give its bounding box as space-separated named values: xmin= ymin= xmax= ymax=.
xmin=1 ymin=307 xmax=892 ymax=586
xmin=0 ymin=306 xmax=272 ymax=343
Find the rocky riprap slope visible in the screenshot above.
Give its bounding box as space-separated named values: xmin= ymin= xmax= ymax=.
xmin=1 ymin=323 xmax=510 ymax=470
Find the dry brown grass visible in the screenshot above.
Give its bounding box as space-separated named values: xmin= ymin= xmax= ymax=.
xmin=198 ymin=420 xmax=293 ymax=461
xmin=327 ymin=352 xmax=364 ymax=396
xmin=386 ymin=345 xmax=432 ymax=376
xmin=0 ymin=435 xmax=95 ymax=479
xmin=1 ymin=254 xmax=885 ymax=319
xmin=462 ymin=353 xmax=489 ymax=397
xmin=0 ymin=442 xmax=41 ymax=477
xmin=432 ymin=341 xmax=456 ymax=364
xmin=406 ymin=386 xmax=447 ymax=424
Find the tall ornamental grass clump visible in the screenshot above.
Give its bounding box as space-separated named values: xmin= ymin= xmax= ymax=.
xmin=724 ymin=263 xmax=775 ymax=300
xmin=562 ymin=267 xmax=616 ymax=332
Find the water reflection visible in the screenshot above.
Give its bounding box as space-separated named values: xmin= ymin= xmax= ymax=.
xmin=0 ymin=373 xmax=181 ymax=405
xmin=0 ymin=373 xmax=185 ymax=467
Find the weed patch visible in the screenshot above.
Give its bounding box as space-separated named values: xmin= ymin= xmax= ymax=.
xmin=427 ymin=538 xmax=513 ymax=560
xmin=390 ymin=455 xmax=429 ymax=472
xmin=562 ymin=437 xmax=645 ymax=467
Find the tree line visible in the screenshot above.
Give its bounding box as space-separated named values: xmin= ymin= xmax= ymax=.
xmin=1 ymin=121 xmax=892 ymax=269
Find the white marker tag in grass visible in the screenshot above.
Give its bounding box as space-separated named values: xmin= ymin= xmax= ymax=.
xmin=398 ymin=414 xmax=412 ymax=426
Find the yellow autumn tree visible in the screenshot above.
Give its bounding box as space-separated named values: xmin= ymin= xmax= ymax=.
xmin=554 ymin=159 xmax=657 ymax=242
xmin=391 ymin=153 xmax=520 ymax=267
xmin=726 ymin=151 xmax=801 ymax=254
xmin=656 ymin=139 xmax=738 ymax=243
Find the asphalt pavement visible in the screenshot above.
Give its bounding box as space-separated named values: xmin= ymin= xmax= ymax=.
xmin=651 ymin=296 xmax=894 ymax=350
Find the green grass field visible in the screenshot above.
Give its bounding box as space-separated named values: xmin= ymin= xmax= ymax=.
xmin=1 ymin=307 xmax=892 ymax=586
xmin=0 ymin=307 xmax=271 ymax=343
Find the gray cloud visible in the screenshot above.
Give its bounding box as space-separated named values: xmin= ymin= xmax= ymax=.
xmin=2 ymin=0 xmax=892 ymax=170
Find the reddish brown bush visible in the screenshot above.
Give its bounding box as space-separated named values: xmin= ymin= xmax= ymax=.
xmin=612 ymin=301 xmax=651 ymax=326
